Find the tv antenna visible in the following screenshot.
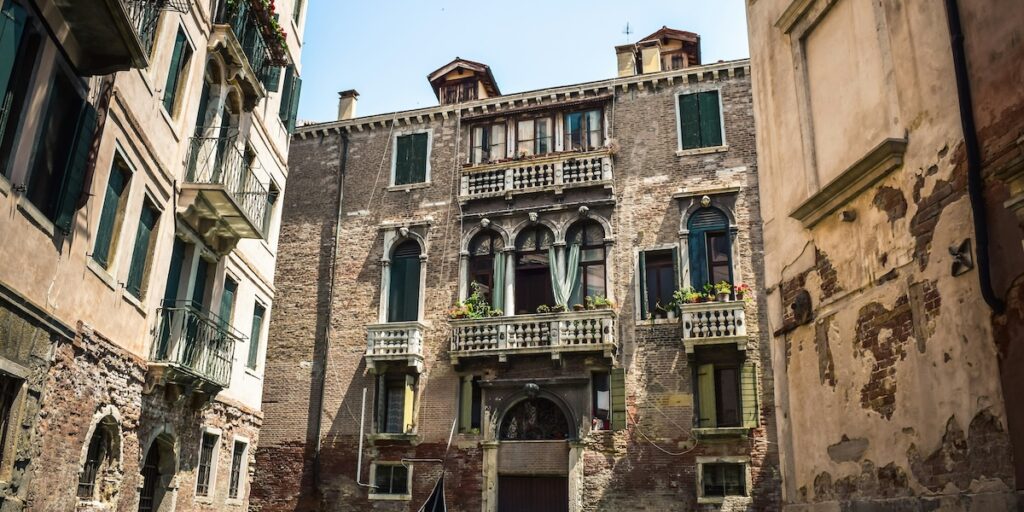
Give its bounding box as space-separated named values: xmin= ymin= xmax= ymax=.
xmin=623 ymin=22 xmax=633 ymax=43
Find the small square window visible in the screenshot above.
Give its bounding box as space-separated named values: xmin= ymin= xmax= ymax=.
xmin=701 ymin=462 xmax=746 ymax=498
xmin=372 ymin=463 xmax=409 ymax=496
xmin=678 ymin=91 xmax=723 ymax=150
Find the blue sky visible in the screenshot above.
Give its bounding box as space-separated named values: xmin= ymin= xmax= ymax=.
xmin=296 ymin=0 xmax=750 ymax=122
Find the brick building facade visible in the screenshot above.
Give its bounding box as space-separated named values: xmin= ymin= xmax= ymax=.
xmin=254 ymin=29 xmax=781 ymax=511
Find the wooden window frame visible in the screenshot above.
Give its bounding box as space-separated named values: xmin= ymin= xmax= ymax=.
xmin=470 ymin=121 xmax=506 ymax=164
xmin=674 ymin=89 xmax=726 ymax=152
xmin=563 ymin=109 xmax=602 ymax=152
xmin=194 ymin=428 xmax=220 ymax=500
xmin=390 ymin=130 xmax=432 ymax=186
xmin=369 ymin=462 xmax=412 ymax=500
xmin=514 ymin=115 xmax=553 ymax=158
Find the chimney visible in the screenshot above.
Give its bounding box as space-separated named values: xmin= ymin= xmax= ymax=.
xmin=638 ymin=40 xmax=663 ymax=74
xmin=615 ymin=44 xmax=637 ymax=77
xmin=337 ymin=89 xmax=359 ymax=121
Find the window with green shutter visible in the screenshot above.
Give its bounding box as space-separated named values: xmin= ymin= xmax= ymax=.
xmin=610 ymin=367 xmax=626 ymax=431
xmin=162 ymin=27 xmax=193 ymax=115
xmin=247 ymin=301 xmax=265 ymax=369
xmin=387 ymin=240 xmax=421 ymax=322
xmin=393 ymin=133 xmax=428 ymax=185
xmin=93 ymin=156 xmax=132 ymax=268
xmin=219 ymin=277 xmax=238 ymax=329
xmin=458 ymin=375 xmax=481 ymax=433
xmin=126 ymin=201 xmax=159 ymax=298
xmin=0 ymin=0 xmax=42 ymax=179
xmin=678 ymin=90 xmax=723 ymax=150
xmin=278 ymin=65 xmax=302 ymax=133
xmin=694 ymin=348 xmax=757 ymax=430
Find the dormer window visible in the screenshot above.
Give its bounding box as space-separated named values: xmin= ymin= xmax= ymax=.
xmin=442 ymin=80 xmax=478 ymax=104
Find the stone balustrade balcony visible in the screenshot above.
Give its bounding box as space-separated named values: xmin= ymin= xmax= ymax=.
xmin=680 ymin=300 xmax=747 ymax=354
xmin=459 ymin=148 xmax=613 ymax=202
xmin=450 ymin=309 xmax=616 ymax=364
xmin=365 ymin=321 xmax=426 ymax=373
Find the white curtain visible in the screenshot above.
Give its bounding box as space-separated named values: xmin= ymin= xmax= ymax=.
xmin=492 ymin=251 xmax=505 ymax=312
xmin=549 ymin=243 xmax=581 ymax=308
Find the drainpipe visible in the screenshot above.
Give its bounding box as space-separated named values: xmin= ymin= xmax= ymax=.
xmin=313 ymin=129 xmax=349 ymax=492
xmin=943 ymin=0 xmax=1005 ymax=313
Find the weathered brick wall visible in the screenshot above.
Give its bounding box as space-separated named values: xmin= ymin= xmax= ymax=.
xmin=254 ymin=63 xmax=779 ymax=511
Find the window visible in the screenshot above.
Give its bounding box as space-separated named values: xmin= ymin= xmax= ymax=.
xmin=292 ymin=0 xmax=304 ymax=23
xmin=387 ymin=241 xmax=421 ymax=322
xmin=471 ymin=122 xmax=505 ymax=164
xmin=564 ymin=110 xmax=601 ymax=151
xmin=591 ymin=372 xmax=610 ymax=430
xmin=195 ymin=432 xmax=218 ymax=497
xmin=514 ymin=225 xmax=554 ymax=314
xmin=228 ymin=440 xmax=246 ymax=499
xmin=458 ymin=376 xmax=481 ymax=433
xmin=701 ymin=462 xmax=746 ymax=498
xmin=514 ymin=117 xmax=552 ymax=157
xmin=467 ymin=230 xmax=504 ymax=308
xmin=393 ymin=133 xmax=429 ymax=185
xmin=0 ymin=0 xmax=44 ymax=178
xmin=126 ymin=200 xmax=160 ymax=298
xmin=77 ymin=417 xmax=118 ymax=500
xmin=218 ymin=276 xmax=238 ymax=329
xmin=372 ymin=463 xmax=409 ymax=497
xmin=376 ymin=374 xmax=416 ymax=434
xmin=162 ymin=27 xmax=193 ymax=115
xmin=247 ymin=302 xmax=265 ymax=370
xmin=687 ymin=207 xmax=732 ymax=291
xmin=695 ymin=348 xmax=758 ymax=429
xmin=0 ymin=373 xmax=22 ymax=474
xmin=442 ymin=80 xmax=476 ymax=104
xmin=262 ymin=182 xmax=279 ymax=237
xmin=93 ymin=156 xmax=132 ymax=268
xmin=639 ymin=249 xmax=678 ymax=319
xmin=278 ymin=65 xmax=302 ymax=133
xmin=678 ymin=91 xmax=723 ymax=150
xmin=567 ymin=221 xmax=606 ymax=306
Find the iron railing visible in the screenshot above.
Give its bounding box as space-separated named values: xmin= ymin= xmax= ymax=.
xmin=185 ymin=135 xmax=269 ymax=230
xmin=151 ymin=305 xmax=242 ymax=389
xmin=214 ymin=0 xmax=276 ymax=85
xmin=124 ymin=0 xmax=163 ymax=55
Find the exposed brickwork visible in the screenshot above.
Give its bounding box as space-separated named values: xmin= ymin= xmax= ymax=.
xmin=853 ymin=296 xmax=913 ymax=420
xmin=872 ymin=186 xmax=908 ymax=223
xmin=813 ymin=315 xmax=836 ymax=387
xmin=907 ymin=410 xmax=1014 ymax=493
xmin=814 ymin=249 xmax=841 ymax=301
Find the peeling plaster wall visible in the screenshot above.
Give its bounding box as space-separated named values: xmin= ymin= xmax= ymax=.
xmin=745 ymin=0 xmax=1023 ymax=510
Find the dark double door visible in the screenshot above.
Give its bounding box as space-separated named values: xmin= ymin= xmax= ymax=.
xmin=497 ymin=475 xmax=568 ymax=512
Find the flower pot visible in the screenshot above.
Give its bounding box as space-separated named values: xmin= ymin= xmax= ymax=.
xmin=736 ymin=291 xmax=745 ymax=301
xmin=666 ymin=310 xmax=677 ymax=320
xmin=572 ymin=305 xmax=585 ymax=312
xmin=718 ymin=292 xmax=730 ymax=302
xmin=596 ymin=304 xmax=610 ymax=310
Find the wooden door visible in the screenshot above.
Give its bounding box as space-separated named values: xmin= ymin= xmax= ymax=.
xmin=498 ymin=475 xmax=568 ymax=512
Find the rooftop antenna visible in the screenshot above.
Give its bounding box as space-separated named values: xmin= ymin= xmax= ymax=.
xmin=623 ymin=22 xmax=633 ymax=43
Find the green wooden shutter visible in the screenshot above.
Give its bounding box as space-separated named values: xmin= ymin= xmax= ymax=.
xmin=0 ymin=0 xmax=28 ymax=102
xmin=678 ymin=93 xmax=700 ymax=150
xmin=375 ymin=375 xmax=387 ymax=433
xmin=610 ymin=367 xmax=626 ymax=430
xmin=459 ymin=376 xmax=473 ymax=433
xmin=163 ymin=237 xmax=185 ymax=306
xmin=219 ymin=278 xmax=237 ymax=329
xmin=54 ymin=103 xmax=97 ymax=233
xmin=689 ymin=232 xmax=708 ymax=291
xmin=388 ymin=256 xmax=406 ymax=321
xmin=697 ymin=363 xmax=717 ymax=428
xmin=191 ymin=258 xmax=209 ymax=310
xmin=278 ymin=66 xmax=293 ymax=122
xmin=126 ymin=204 xmax=158 ymax=298
xmin=394 ymin=135 xmax=411 ymax=185
xmin=263 ymin=66 xmax=282 ymax=93
xmin=247 ymin=302 xmax=265 ymax=369
xmin=162 ymin=29 xmax=188 ymax=112
xmin=410 ymin=132 xmax=428 ymax=183
xmin=671 ymin=246 xmax=681 ymax=291
xmin=638 ymin=251 xmax=648 ymax=319
xmin=741 ymin=360 xmax=759 ymax=428
xmin=93 ymin=165 xmax=127 ymax=267
xmin=403 ymin=374 xmax=416 ymax=433
xmin=287 ymin=74 xmax=302 ymax=133
xmin=698 ymin=91 xmax=723 ymax=147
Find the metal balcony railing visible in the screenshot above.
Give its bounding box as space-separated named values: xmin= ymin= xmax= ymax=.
xmin=214 ymin=0 xmax=276 ymax=86
xmin=151 ymin=305 xmax=242 ymax=389
xmin=450 ymin=309 xmax=616 ymax=363
xmin=365 ymin=322 xmax=426 ymax=372
xmin=460 ymin=148 xmax=613 ymax=201
xmin=124 ymin=0 xmax=163 ymax=55
xmin=185 ymin=136 xmax=269 ymax=233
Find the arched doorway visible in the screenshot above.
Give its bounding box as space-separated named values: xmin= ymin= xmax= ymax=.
xmin=497 ymin=397 xmax=571 ymax=512
xmin=138 ymin=435 xmax=175 ymax=512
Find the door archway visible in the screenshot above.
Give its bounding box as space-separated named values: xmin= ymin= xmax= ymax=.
xmin=496 ymin=396 xmax=572 ymax=512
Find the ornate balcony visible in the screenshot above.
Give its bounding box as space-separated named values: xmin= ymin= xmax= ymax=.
xmin=148 ymin=305 xmax=241 ymax=397
xmin=459 ymin=148 xmax=613 ymax=202
xmin=450 ymin=309 xmax=616 ymax=364
xmin=50 ymin=0 xmax=164 ymax=74
xmin=680 ymin=300 xmax=747 ymax=354
xmin=177 ymin=136 xmax=269 ymax=255
xmin=210 ymin=0 xmax=285 ymax=110
xmin=365 ymin=322 xmax=426 ymax=373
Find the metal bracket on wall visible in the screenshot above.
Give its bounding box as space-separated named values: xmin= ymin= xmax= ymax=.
xmin=949 ymin=238 xmax=974 ymax=276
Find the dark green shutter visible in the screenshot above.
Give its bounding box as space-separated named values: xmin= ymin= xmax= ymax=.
xmin=610 ymin=368 xmax=626 ymax=430
xmin=689 ymin=232 xmax=708 ymax=291
xmin=93 ymin=164 xmax=127 ymax=267
xmin=698 ymin=91 xmax=723 ymax=147
xmin=247 ymin=302 xmax=265 ymax=369
xmin=638 ymin=251 xmax=648 ymax=319
xmin=163 ymin=237 xmax=185 ymax=306
xmin=394 ymin=135 xmax=412 ymax=185
xmin=458 ymin=376 xmax=472 ymax=433
xmin=278 ymin=66 xmax=293 ymax=123
xmin=740 ymin=361 xmax=759 ymax=428
xmin=671 ymin=246 xmax=681 ymax=292
xmin=0 ymin=0 xmax=28 ymax=102
xmin=126 ymin=204 xmax=158 ymax=297
xmin=263 ymin=66 xmax=282 ymax=93
xmin=191 ymin=258 xmax=209 ymax=310
xmin=678 ymin=93 xmax=700 ymax=150
xmin=287 ymin=74 xmax=302 ymax=133
xmin=410 ymin=132 xmax=427 ymax=183
xmin=162 ymin=29 xmax=188 ymax=113
xmin=219 ymin=278 xmax=237 ymax=329
xmin=53 ymin=103 xmax=97 ymax=233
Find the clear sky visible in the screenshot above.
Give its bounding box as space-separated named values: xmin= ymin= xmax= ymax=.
xmin=296 ymin=0 xmax=750 ymax=123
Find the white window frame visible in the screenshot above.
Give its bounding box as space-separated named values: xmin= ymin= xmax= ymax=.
xmin=225 ymin=435 xmax=250 ymax=504
xmin=634 ymin=244 xmax=682 ymax=323
xmin=695 ymin=455 xmax=751 ymax=504
xmin=389 ymin=128 xmax=433 ymax=188
xmin=193 ymin=426 xmax=222 ymax=502
xmin=368 ymin=462 xmax=413 ymax=501
xmin=673 ymin=86 xmax=729 ymax=156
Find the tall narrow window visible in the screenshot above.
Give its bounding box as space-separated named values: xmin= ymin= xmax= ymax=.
xmin=162 ymin=27 xmax=193 ymax=115
xmin=687 ymin=207 xmax=732 ymax=291
xmin=228 ymin=440 xmax=246 ymax=499
xmin=377 ymin=374 xmax=416 ymax=434
xmin=262 ymin=182 xmax=279 ymax=237
xmin=678 ymin=91 xmax=723 ymax=150
xmin=126 ymin=201 xmax=160 ymax=298
xmin=77 ymin=417 xmax=117 ymax=500
xmin=695 ymin=348 xmax=758 ymax=429
xmin=394 ymin=133 xmax=429 ymax=185
xmin=247 ymin=302 xmax=265 ymax=370
xmin=195 ymin=432 xmax=217 ymax=497
xmin=388 ymin=241 xmax=421 ymax=322
xmin=564 ymin=110 xmax=601 ymax=151
xmin=515 ymin=117 xmax=552 ymax=157
xmin=591 ymin=371 xmax=610 ymax=430
xmin=278 ymin=65 xmax=302 ymax=133
xmin=219 ymin=276 xmax=238 ymax=329
xmin=138 ymin=442 xmax=164 ymax=512
xmin=0 ymin=374 xmax=22 ymax=472
xmin=292 ymin=0 xmax=303 ymax=23
xmin=458 ymin=376 xmax=482 ymax=433
xmin=567 ymin=221 xmax=606 ymax=305
xmin=93 ymin=156 xmax=132 ymax=268
xmin=514 ymin=225 xmax=554 ymax=314
xmin=471 ymin=123 xmax=505 ymax=164
xmin=640 ymin=249 xmax=678 ymax=319
xmin=0 ymin=0 xmax=44 ymax=178
xmin=468 ymin=230 xmax=503 ymax=306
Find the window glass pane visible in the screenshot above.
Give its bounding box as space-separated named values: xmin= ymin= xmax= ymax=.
xmin=228 ymin=441 xmax=245 ymax=498
xmin=592 ymin=372 xmax=610 ymax=430
xmin=715 ymin=367 xmax=740 ymax=427
xmin=196 ymin=433 xmax=217 ymax=496
xmin=490 ymin=124 xmax=505 ymax=160
xmin=709 ymin=233 xmax=730 ymax=262
xmin=248 ymin=302 xmax=265 ymax=369
xmin=516 ymin=119 xmax=533 ymax=157
xmin=535 ymin=118 xmax=551 ymax=154
xmin=586 ymin=110 xmax=601 ymax=148
xmin=384 ymin=378 xmax=405 ymax=433
xmin=585 ymin=264 xmax=605 ymax=298
xmin=565 ymin=112 xmax=582 ymax=150
xmin=471 ymin=125 xmax=484 ymax=163
xmin=581 ymin=247 xmax=603 ymax=263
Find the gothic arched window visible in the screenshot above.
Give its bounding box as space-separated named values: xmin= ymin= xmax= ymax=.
xmin=499 ymin=398 xmax=570 ymax=441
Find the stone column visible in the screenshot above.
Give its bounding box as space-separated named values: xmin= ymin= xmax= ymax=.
xmin=503 ymin=248 xmax=515 ymax=316
xmin=458 ymin=251 xmax=469 ymax=302
xmin=482 ymin=441 xmax=499 ymax=512
xmin=568 ymin=440 xmax=585 ymax=512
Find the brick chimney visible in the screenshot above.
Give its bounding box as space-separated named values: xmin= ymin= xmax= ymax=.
xmin=337 ymin=90 xmax=358 ymax=121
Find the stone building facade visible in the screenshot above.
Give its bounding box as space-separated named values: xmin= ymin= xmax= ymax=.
xmin=0 ymin=0 xmax=304 ymax=510
xmin=744 ymin=0 xmax=1023 ymax=510
xmin=254 ymin=28 xmax=781 ymax=511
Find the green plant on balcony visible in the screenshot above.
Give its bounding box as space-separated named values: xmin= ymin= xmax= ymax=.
xmin=448 ymin=282 xmax=495 ymax=320
xmin=224 ymin=0 xmax=290 ymax=65
xmin=591 ymin=295 xmax=615 ymax=309
xmin=672 ymin=287 xmax=702 ymax=307
xmin=714 ymin=281 xmax=733 ymax=301
xmin=536 ymin=304 xmax=551 ymax=314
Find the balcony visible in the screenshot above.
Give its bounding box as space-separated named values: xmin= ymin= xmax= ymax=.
xmin=148 ymin=306 xmax=241 ymax=397
xmin=680 ymin=300 xmax=747 ymax=354
xmin=459 ymin=148 xmax=613 ymax=203
xmin=450 ymin=309 xmax=616 ymax=364
xmin=210 ymin=0 xmax=285 ymax=110
xmin=177 ymin=136 xmax=269 ymax=255
xmin=365 ymin=322 xmax=426 ymax=373
xmin=50 ymin=0 xmax=162 ymax=74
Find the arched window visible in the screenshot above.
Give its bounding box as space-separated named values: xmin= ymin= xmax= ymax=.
xmin=388 ymin=240 xmax=422 ymax=322
xmin=138 ymin=436 xmax=174 ymax=512
xmin=687 ymin=208 xmax=732 ymax=290
xmin=515 ymin=226 xmax=555 ymax=314
xmin=77 ymin=416 xmax=119 ymax=500
xmin=468 ymin=230 xmax=504 ymax=305
xmin=499 ymin=398 xmax=570 ymax=440
xmin=567 ymin=221 xmax=606 ymax=305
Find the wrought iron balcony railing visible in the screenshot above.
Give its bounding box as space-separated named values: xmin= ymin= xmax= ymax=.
xmin=459 ymin=148 xmax=613 ymax=202
xmin=365 ymin=322 xmax=426 ymax=372
xmin=680 ymin=300 xmax=747 ymax=354
xmin=151 ymin=305 xmax=242 ymax=390
xmin=450 ymin=309 xmax=616 ymax=364
xmin=214 ymin=0 xmax=277 ymax=88
xmin=183 ymin=135 xmax=269 ymax=238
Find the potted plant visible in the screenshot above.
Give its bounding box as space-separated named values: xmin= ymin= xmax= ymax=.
xmin=734 ymin=283 xmax=751 ymax=301
xmin=703 ymin=283 xmax=717 ymax=301
xmin=489 ymin=309 xmax=503 ymax=317
xmin=592 ymin=295 xmax=614 ymax=309
xmin=715 ymin=281 xmax=733 ymax=302
xmin=448 ymin=304 xmax=469 ymax=319
xmin=551 ymin=304 xmax=567 ymax=313
xmin=584 ymin=296 xmax=596 ymax=310
xmin=536 ymin=304 xmax=551 ymax=314
xmin=572 ymin=303 xmax=586 ymax=312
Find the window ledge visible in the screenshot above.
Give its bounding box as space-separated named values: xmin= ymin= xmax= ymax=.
xmin=121 ymin=289 xmax=146 ymax=315
xmin=193 ymin=495 xmax=214 ymax=504
xmin=367 ymin=433 xmax=418 ymax=445
xmin=87 ymin=258 xmax=119 ymax=292
xmin=225 ymin=497 xmax=244 ymax=506
xmin=158 ymin=104 xmax=182 ymax=143
xmin=244 ymin=366 xmax=261 ymax=378
xmin=635 ymin=317 xmax=680 ymax=326
xmin=697 ymin=495 xmax=750 ymax=505
xmin=387 ymin=182 xmax=431 ymax=192
xmin=693 ymin=426 xmax=752 ymax=439
xmin=676 ymin=145 xmax=728 ymax=157
xmin=369 ymin=493 xmax=411 ymax=501
xmin=17 ymin=200 xmax=57 ymax=238
xmin=0 ymin=175 xmax=10 ymax=197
